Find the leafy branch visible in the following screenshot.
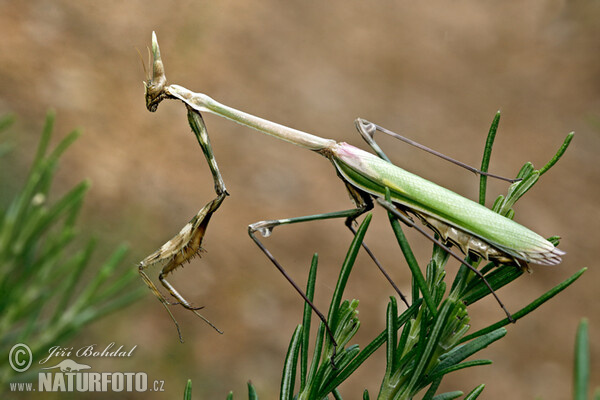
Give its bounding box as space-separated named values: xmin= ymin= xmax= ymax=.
xmin=0 ymin=112 xmax=143 ymax=389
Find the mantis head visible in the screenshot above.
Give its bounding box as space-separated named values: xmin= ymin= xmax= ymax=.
xmin=143 ymin=31 xmax=168 ymax=112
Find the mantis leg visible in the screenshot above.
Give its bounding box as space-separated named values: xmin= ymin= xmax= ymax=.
xmin=341 ymin=179 xmax=410 ymax=308
xmin=355 ymin=119 xmax=520 ymax=183
xmin=187 ymin=107 xmax=228 ymax=196
xmin=249 ymin=197 xmax=409 ymax=306
xmin=342 ymin=223 xmax=409 ymax=308
xmin=248 ymin=198 xmax=412 ymax=356
xmin=139 ymin=193 xmax=226 ymax=340
xmin=138 ymin=266 xmax=184 ymax=341
xmin=376 ymin=198 xmax=514 ymax=322
xmin=248 ymin=206 xmax=366 ymax=359
xmin=138 ymin=108 xmax=228 ymax=340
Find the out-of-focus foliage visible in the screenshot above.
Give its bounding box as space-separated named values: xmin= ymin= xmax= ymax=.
xmin=0 ymin=113 xmax=142 ymax=391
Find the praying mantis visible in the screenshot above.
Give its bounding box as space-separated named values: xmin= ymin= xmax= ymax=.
xmin=138 ymin=32 xmax=566 ymax=344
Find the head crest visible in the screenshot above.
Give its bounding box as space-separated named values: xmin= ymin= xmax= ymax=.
xmin=143 ymin=31 xmax=167 ymax=112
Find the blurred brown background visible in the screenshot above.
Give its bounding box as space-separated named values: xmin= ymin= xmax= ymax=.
xmin=1 ymin=1 xmax=598 ymax=399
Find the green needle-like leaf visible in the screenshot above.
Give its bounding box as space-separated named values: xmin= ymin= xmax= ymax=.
xmin=574 ymin=318 xmax=589 ymax=400
xmin=321 ymin=300 xmax=422 ymax=396
xmin=462 ymin=268 xmax=586 ymax=342
xmin=461 ymin=265 xmax=524 ymax=305
xmin=422 ymin=378 xmax=443 ymax=400
xmin=385 ymin=188 xmax=436 ymax=316
xmin=479 ymin=111 xmax=501 ymax=206
xmin=497 ymin=170 xmax=539 ymax=216
xmin=327 ymin=214 xmax=371 ymax=331
xmin=463 ymin=384 xmax=485 ymax=400
xmin=281 ymin=325 xmax=302 ymax=400
xmin=425 ymin=360 xmax=492 ymax=383
xmin=0 ymin=114 xmax=140 ymax=393
xmin=184 ymin=379 xmax=192 ymax=400
xmin=300 ymin=253 xmax=319 ymax=391
xmin=306 ymin=322 xmax=325 ymax=391
xmin=431 ymin=391 xmax=463 ymax=400
xmin=385 ymin=297 xmax=399 ymax=376
xmin=248 ymin=381 xmax=258 ymax=400
xmin=538 ymin=132 xmax=574 ymax=176
xmin=402 ymin=300 xmax=453 ymax=396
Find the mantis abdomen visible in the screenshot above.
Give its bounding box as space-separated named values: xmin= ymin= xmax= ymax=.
xmin=332 ymin=142 xmax=564 ymax=268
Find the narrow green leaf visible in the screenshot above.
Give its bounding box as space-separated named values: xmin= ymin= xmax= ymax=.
xmin=71 ymin=244 xmax=130 ymax=311
xmin=50 ymin=239 xmax=97 ymax=324
xmin=183 ymin=379 xmax=192 ymax=400
xmin=478 ymin=261 xmax=496 ymax=276
xmin=461 ymin=265 xmax=523 ymax=305
xmin=327 ymin=214 xmax=371 ymax=329
xmin=479 ymin=111 xmax=500 ymax=206
xmin=247 ymin=381 xmax=258 ymax=400
xmin=422 ymin=378 xmax=443 ymax=400
xmin=95 ymin=263 xmax=142 ymax=304
xmin=428 ymin=245 xmax=449 ymax=300
xmin=306 ymin=322 xmax=325 ymax=388
xmin=281 ymin=325 xmax=302 ymax=400
xmin=332 ymin=300 xmax=360 ymax=349
xmin=574 ymin=318 xmax=589 ymax=400
xmin=18 ymin=181 xmax=90 ymax=254
xmin=17 ymin=295 xmax=47 ymax=342
xmin=462 ymin=268 xmax=586 ymax=342
xmin=0 ymin=116 xmax=59 ymax=252
xmin=47 ymin=128 xmax=82 ymax=164
xmin=321 ymin=300 xmax=422 ymax=394
xmin=463 ymin=384 xmax=485 ymax=400
xmin=425 ymin=359 xmax=492 ymax=382
xmin=300 ymin=253 xmax=319 ymax=391
xmin=363 ymin=389 xmax=370 ymax=400
xmin=78 ymin=289 xmax=143 ymax=327
xmin=395 ymin=318 xmax=412 ymax=368
xmin=32 ymin=111 xmax=55 ymax=172
xmin=538 ymin=132 xmax=574 ymax=176
xmin=505 ymin=208 xmax=515 ymax=220
xmin=431 ymin=328 xmax=505 ymax=377
xmin=491 ymin=195 xmax=504 ymax=213
xmin=317 ymin=346 xmax=361 ymax=398
xmin=386 ymin=189 xmax=436 ymax=316
xmin=385 ymin=297 xmax=398 ymax=376
xmin=309 ymin=362 xmax=330 ymax=399
xmin=516 ymin=162 xmax=534 ymax=180
xmin=454 ymin=243 xmax=486 ymax=294
xmin=404 ymin=300 xmax=453 ymax=395
xmin=431 ymin=391 xmax=463 ymax=400
xmin=547 ymin=235 xmax=561 ymax=246
xmin=498 ymin=171 xmax=539 ymax=216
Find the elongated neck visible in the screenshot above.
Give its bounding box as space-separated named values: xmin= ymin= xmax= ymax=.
xmin=166 ymin=85 xmax=336 ymax=151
